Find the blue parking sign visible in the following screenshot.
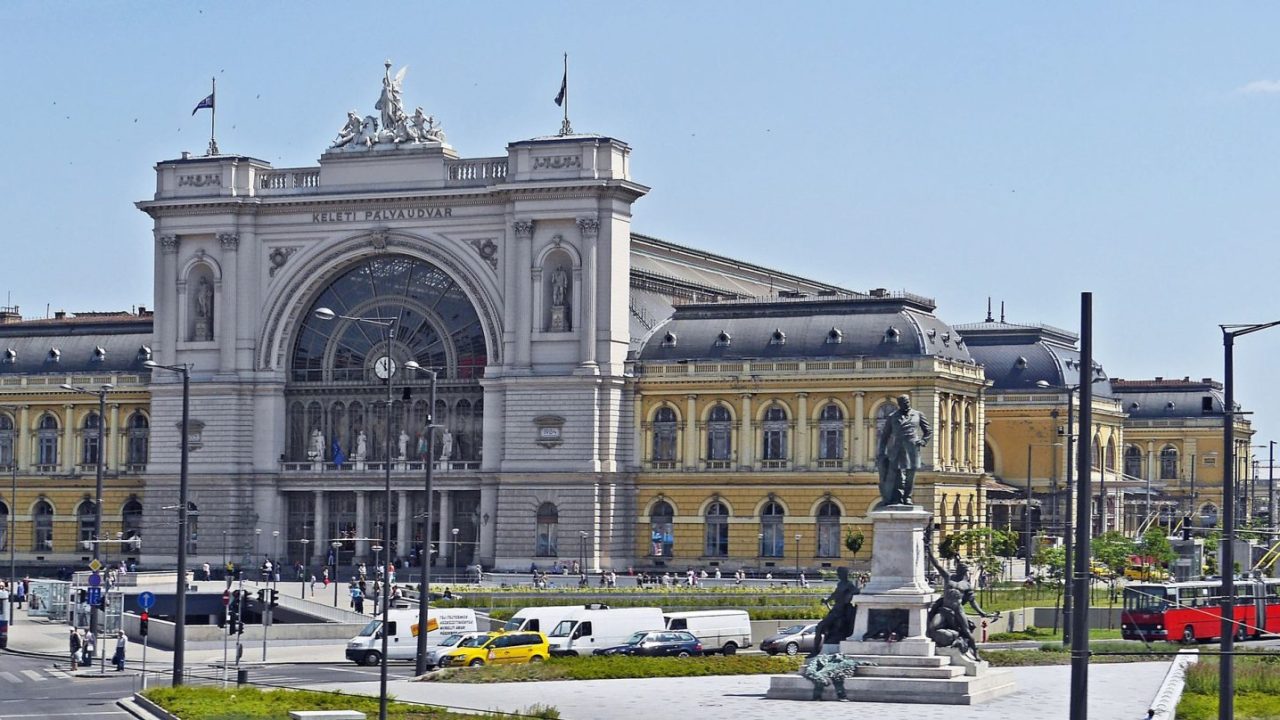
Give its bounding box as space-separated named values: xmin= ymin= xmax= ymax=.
xmin=87 ymin=587 xmax=102 ymax=606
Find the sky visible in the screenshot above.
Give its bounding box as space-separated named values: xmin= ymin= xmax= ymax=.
xmin=2 ymin=2 xmax=1279 ymax=454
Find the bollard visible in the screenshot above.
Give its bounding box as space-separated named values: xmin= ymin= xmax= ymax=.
xmin=237 ymin=668 xmax=249 ymax=685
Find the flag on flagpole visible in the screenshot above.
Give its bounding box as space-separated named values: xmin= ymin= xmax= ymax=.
xmin=192 ymin=93 xmax=214 ymax=116
xmin=332 ymin=437 xmax=346 ymax=468
xmin=554 ymin=69 xmax=567 ymax=107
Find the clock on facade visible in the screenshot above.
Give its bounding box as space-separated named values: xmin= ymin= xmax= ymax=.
xmin=373 ymin=356 xmax=398 ymax=380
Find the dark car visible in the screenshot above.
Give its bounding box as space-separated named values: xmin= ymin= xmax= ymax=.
xmin=760 ymin=623 xmax=818 ymax=656
xmin=593 ymin=630 xmax=703 ymax=657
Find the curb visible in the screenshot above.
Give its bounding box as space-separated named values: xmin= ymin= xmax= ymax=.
xmin=1147 ymin=648 xmax=1198 ymax=720
xmin=119 ymin=693 xmax=180 ymax=720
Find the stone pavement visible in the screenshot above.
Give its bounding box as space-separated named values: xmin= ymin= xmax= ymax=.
xmin=322 ymin=662 xmax=1168 ymax=720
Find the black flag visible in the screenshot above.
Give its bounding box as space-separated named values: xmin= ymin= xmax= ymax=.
xmin=555 ymin=68 xmax=567 ymax=107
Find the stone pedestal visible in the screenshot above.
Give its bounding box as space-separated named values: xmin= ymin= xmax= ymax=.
xmin=766 ymin=505 xmax=1016 ymax=705
xmin=550 ymin=305 xmax=569 ymax=332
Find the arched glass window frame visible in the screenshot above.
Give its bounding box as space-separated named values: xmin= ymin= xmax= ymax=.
xmin=651 ymin=407 xmax=678 ymax=464
xmin=817 ymin=403 xmax=844 ymax=461
xmin=81 ymin=412 xmax=102 ymax=466
xmin=0 ymin=413 xmax=12 ymax=468
xmin=535 ymin=502 xmax=559 ymax=557
xmin=761 ymin=405 xmax=788 ymax=462
xmin=706 ymin=405 xmax=733 ymax=463
xmin=122 ymin=499 xmax=143 ymax=543
xmin=815 ymin=500 xmax=841 ymax=558
xmin=127 ymin=412 xmax=150 ymax=467
xmin=1160 ymin=446 xmax=1178 ymax=480
xmin=37 ymin=413 xmax=59 ymax=468
xmin=703 ymin=500 xmax=729 ymax=557
xmin=32 ymin=500 xmax=54 ymax=551
xmin=0 ymin=499 xmax=8 ymax=552
xmin=77 ymin=500 xmax=96 ymax=546
xmin=650 ymin=500 xmax=675 ymax=557
xmin=1124 ymin=445 xmax=1143 ymax=478
xmin=759 ymin=500 xmax=785 ymax=558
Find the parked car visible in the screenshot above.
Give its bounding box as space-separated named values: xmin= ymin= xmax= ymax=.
xmin=592 ymin=630 xmax=702 ymax=657
xmin=760 ymin=623 xmax=818 ymax=656
xmin=439 ymin=631 xmax=550 ymax=667
xmin=663 ymin=610 xmax=752 ymax=655
xmin=546 ymin=606 xmax=666 ymax=656
xmin=345 ymin=608 xmax=479 ymax=666
xmin=423 ymin=631 xmax=489 ymax=670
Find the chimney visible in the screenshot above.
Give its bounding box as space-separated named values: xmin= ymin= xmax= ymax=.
xmin=0 ymin=305 xmax=20 ymax=325
xmin=138 ymin=305 xmax=148 ymax=315
xmin=54 ymin=310 xmax=66 ymax=320
xmin=1154 ymin=376 xmax=1163 ymax=382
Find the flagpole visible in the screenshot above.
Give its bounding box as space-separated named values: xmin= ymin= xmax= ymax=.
xmin=208 ymin=77 xmax=219 ymax=156
xmin=560 ymin=53 xmax=572 ymax=136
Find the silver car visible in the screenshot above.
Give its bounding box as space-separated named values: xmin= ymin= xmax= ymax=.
xmin=423 ymin=631 xmax=488 ymax=669
xmin=760 ymin=623 xmax=818 ymax=656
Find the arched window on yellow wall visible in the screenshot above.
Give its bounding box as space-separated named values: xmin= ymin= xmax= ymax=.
xmin=707 ymin=405 xmax=733 ymax=462
xmin=817 ymin=404 xmax=844 ymax=461
xmin=650 ymin=500 xmax=674 ymax=557
xmin=759 ymin=501 xmax=785 ymax=557
xmin=704 ymin=500 xmax=729 ymax=557
xmin=816 ymin=501 xmax=841 ymax=558
xmin=652 ymin=407 xmax=678 ymax=464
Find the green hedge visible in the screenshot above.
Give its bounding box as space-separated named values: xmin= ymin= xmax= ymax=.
xmin=1179 ymin=655 xmax=1280 ymax=720
xmin=423 ymin=654 xmax=804 ymax=683
xmin=143 ymin=686 xmax=560 ymax=720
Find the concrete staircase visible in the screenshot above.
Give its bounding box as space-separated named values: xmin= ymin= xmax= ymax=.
xmin=766 ymin=651 xmax=1016 ymax=704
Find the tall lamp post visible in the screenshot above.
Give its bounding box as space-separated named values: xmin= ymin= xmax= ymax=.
xmin=313 ymin=306 xmax=399 ymax=720
xmin=299 ymin=538 xmax=309 ymax=599
xmin=793 ymin=533 xmax=802 ymax=581
xmin=1024 ymin=442 xmax=1063 ymax=577
xmin=61 ymin=383 xmax=111 ymax=669
xmin=331 ymin=540 xmax=343 ymax=607
xmin=452 ymin=528 xmax=460 ymax=581
xmin=578 ymin=530 xmax=588 ymax=578
xmin=1068 ymin=292 xmax=1095 ymax=720
xmin=2 ymin=404 xmax=19 ymax=601
xmin=1217 ymin=320 xmax=1280 ymax=720
xmin=403 ymin=362 xmax=438 ymax=675
xmin=142 ymin=359 xmax=191 ymax=684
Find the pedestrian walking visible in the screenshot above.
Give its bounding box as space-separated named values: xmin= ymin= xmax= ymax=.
xmin=112 ymin=631 xmax=127 ymax=671
xmin=322 ymin=567 xmax=330 ymax=587
xmin=350 ymin=581 xmax=364 ymax=614
xmin=310 ymin=573 xmax=317 ymax=591
xmin=202 ymin=562 xmax=211 ymax=581
xmin=82 ymin=629 xmax=96 ymax=666
xmin=68 ymin=628 xmax=82 ymax=671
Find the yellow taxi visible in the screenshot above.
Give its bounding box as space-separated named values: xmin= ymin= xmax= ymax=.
xmin=1123 ymin=565 xmax=1170 ymax=582
xmin=1090 ymin=561 xmax=1116 ymax=580
xmin=438 ymin=631 xmax=550 ymax=667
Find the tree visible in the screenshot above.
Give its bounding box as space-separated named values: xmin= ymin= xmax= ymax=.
xmin=1138 ymin=528 xmax=1176 ymax=572
xmin=1034 ymin=543 xmax=1067 ymax=580
xmin=844 ymin=530 xmax=865 ymax=563
xmin=1092 ymin=531 xmax=1135 ymax=577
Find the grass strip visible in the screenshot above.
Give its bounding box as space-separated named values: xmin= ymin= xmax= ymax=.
xmin=143 ymin=685 xmax=559 ymax=720
xmin=422 ymin=654 xmax=804 ymax=683
xmin=1178 ymin=655 xmax=1280 ymax=720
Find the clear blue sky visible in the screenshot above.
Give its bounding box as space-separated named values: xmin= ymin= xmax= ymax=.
xmin=3 ymin=2 xmax=1280 ymax=453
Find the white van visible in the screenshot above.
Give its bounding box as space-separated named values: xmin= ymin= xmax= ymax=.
xmin=546 ymin=606 xmax=664 ymax=656
xmin=346 ymin=608 xmax=478 ymax=665
xmin=503 ymin=604 xmax=608 ymax=634
xmin=664 ymin=610 xmax=752 ymax=655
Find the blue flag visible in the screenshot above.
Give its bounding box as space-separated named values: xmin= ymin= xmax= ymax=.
xmin=192 ymin=93 xmax=214 ymax=115
xmin=332 ymin=438 xmax=346 ymax=468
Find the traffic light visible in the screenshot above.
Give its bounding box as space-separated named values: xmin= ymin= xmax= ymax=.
xmin=257 ymin=588 xmax=267 ymax=604
xmin=269 ymin=589 xmax=279 ymax=609
xmin=139 ymin=612 xmax=149 ymax=637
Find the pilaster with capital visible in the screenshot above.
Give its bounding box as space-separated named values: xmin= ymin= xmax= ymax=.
xmin=108 ymin=403 xmax=121 ymax=471
xmin=512 ymin=220 xmax=534 ymax=369
xmin=576 ymin=217 xmax=599 ymax=368
xmin=354 ymin=491 xmax=368 ymax=559
xmin=62 ymin=404 xmax=75 ymax=473
xmin=218 ymin=233 xmax=239 ymax=371
xmin=312 ymin=491 xmax=327 ymax=564
xmin=15 ymin=405 xmax=29 ymax=470
xmin=396 ymin=491 xmax=410 ymax=557
xmin=851 ymin=392 xmax=866 ymax=467
xmin=685 ymin=394 xmax=699 ymax=470
xmin=739 ymin=394 xmax=753 ymax=471
xmin=795 ymin=393 xmax=809 ymax=467
xmin=158 ymin=235 xmax=180 ymax=361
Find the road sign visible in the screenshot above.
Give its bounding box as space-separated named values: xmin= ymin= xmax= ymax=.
xmin=138 ymin=591 xmax=155 ymax=610
xmin=88 ymin=558 xmax=102 ymax=572
xmin=222 ymin=589 xmax=231 ymax=606
xmin=87 ymin=587 xmax=102 ymax=606
xmin=87 ymin=571 xmax=102 ymax=588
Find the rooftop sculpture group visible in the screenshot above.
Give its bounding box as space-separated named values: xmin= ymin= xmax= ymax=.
xmin=332 ymin=61 xmax=445 ymax=150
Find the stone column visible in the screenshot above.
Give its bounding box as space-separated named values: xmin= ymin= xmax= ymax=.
xmin=632 ymin=392 xmax=644 ymax=468
xmin=1147 ymin=442 xmax=1156 ymax=485
xmin=436 ymin=490 xmax=452 ymax=562
xmin=738 ymin=394 xmax=753 ymax=471
xmin=158 ymin=235 xmax=179 ymax=361
xmin=218 ymin=233 xmax=239 ymax=372
xmin=684 ymin=395 xmax=698 ymax=470
xmin=512 ymin=220 xmax=534 ymax=369
xmin=794 ymin=393 xmax=809 ymax=468
xmin=577 ymin=218 xmax=599 ymax=370
xmin=354 ymin=491 xmax=368 ymax=559
xmin=62 ymin=404 xmax=75 ymax=473
xmin=312 ymin=490 xmax=327 ymax=565
xmin=16 ymin=405 xmax=29 ymax=470
xmin=852 ymin=392 xmax=865 ymax=468
xmin=396 ymin=490 xmax=410 ymax=558
xmin=108 ymin=403 xmax=121 ymax=471
xmin=479 ymin=481 xmax=498 ymax=563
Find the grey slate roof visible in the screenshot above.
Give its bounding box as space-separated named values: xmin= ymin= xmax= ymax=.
xmin=639 ymin=294 xmax=974 ymax=362
xmin=0 ymin=315 xmax=154 ymax=375
xmin=954 ymin=320 xmax=1111 ymax=393
xmin=1110 ymin=378 xmax=1227 ymax=418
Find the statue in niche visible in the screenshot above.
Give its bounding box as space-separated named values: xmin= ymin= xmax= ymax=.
xmin=354 ymin=430 xmax=368 ymax=462
xmin=438 ymin=430 xmax=454 ymax=461
xmin=308 ymin=428 xmax=324 ymax=461
xmin=549 ymin=265 xmax=571 ymax=332
xmin=397 ymin=429 xmax=410 ymax=460
xmin=193 ymin=276 xmax=214 ymax=341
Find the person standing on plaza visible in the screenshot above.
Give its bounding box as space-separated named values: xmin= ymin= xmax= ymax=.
xmin=350 ymin=580 xmax=364 ymax=614
xmin=112 ymin=631 xmax=127 ymax=671
xmin=68 ymin=628 xmax=82 ymax=671
xmin=82 ymin=628 xmax=95 ymax=666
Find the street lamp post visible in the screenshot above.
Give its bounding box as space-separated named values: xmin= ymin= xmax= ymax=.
xmin=299 ymin=538 xmax=310 ymax=599
xmin=255 ymin=528 xmax=262 ymax=574
xmin=452 ymin=528 xmax=460 ymax=581
xmin=372 ymin=545 xmax=384 ymax=612
xmin=313 ymin=306 xmax=399 ymax=720
xmin=793 ymin=533 xmax=802 ymax=581
xmin=1269 ymin=441 xmax=1276 ymax=540
xmin=403 ymin=362 xmax=438 ymax=675
xmin=1024 ymin=442 xmax=1063 ymax=578
xmin=331 ymin=540 xmax=343 ymax=607
xmin=61 ymin=382 xmax=111 ymax=671
xmin=578 ymin=530 xmax=588 ymax=579
xmin=143 ymin=359 xmax=191 ymax=685
xmin=1217 ymin=320 xmax=1280 ymax=720
xmin=1069 ymin=292 xmax=1095 ymax=720
xmin=2 ymin=404 xmax=19 ymax=604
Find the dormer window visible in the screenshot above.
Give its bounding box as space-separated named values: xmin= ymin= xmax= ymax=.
xmin=927 ymin=328 xmax=937 ymax=339
xmin=661 ymin=331 xmax=677 ymax=348
xmin=137 ymin=345 xmax=152 ymax=363
xmin=826 ymin=327 xmax=843 ymax=345
xmin=769 ymin=329 xmax=786 ymax=346
xmin=715 ymin=330 xmax=732 ymax=347
xmin=940 ymin=332 xmax=951 ymax=345
xmin=1015 ymin=356 xmax=1028 ymax=369
xmin=91 ymin=346 xmax=106 ymax=363
xmin=46 ymin=348 xmax=60 ymax=363
xmin=1165 ymin=401 xmax=1176 ymax=412
xmin=1 ymin=348 xmax=14 ymax=364
xmin=883 ymin=327 xmax=900 ymax=343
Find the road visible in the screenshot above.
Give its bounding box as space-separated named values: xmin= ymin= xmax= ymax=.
xmin=0 ymin=652 xmax=138 ymax=720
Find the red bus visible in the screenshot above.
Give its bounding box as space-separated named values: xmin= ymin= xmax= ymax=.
xmin=1122 ymin=578 xmax=1280 ymax=643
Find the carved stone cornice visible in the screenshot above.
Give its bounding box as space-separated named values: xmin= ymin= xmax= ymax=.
xmin=576 ymin=217 xmax=599 ymax=239
xmin=512 ymin=220 xmax=534 ymax=238
xmin=218 ymin=233 xmax=240 ymax=250
xmin=159 ymin=235 xmax=179 ymax=254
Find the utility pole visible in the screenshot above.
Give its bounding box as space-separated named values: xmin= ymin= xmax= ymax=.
xmin=1069 ymin=292 xmax=1094 ymax=720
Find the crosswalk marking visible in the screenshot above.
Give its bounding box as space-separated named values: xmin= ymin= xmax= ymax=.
xmin=48 ymin=668 xmax=73 ymax=679
xmin=20 ymin=670 xmax=45 ymax=681
xmin=0 ymin=671 xmax=20 ymax=683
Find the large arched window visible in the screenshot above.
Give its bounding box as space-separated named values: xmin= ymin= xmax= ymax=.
xmin=33 ymin=500 xmax=53 ymax=551
xmin=759 ymin=500 xmax=785 ymax=557
xmin=0 ymin=413 xmax=12 ymax=468
xmin=650 ymin=500 xmax=674 ymax=557
xmin=127 ymin=412 xmax=150 ymax=466
xmin=122 ymin=499 xmax=143 ymax=544
xmin=818 ymin=404 xmax=844 ymax=461
xmin=81 ymin=412 xmax=101 ymax=466
xmin=1160 ymin=446 xmax=1178 ymax=480
xmin=706 ymin=405 xmax=732 ymax=463
xmin=286 ymin=255 xmax=488 ymax=463
xmin=652 ymin=407 xmax=678 ymax=463
xmin=1124 ymin=446 xmax=1143 ymax=478
xmin=704 ymin=500 xmax=729 ymax=557
xmin=77 ymin=500 xmax=96 ymax=546
xmin=816 ymin=501 xmax=841 ymax=558
xmin=1104 ymin=438 xmax=1116 ymax=472
xmin=761 ymin=405 xmax=788 ymax=462
xmin=984 ymin=441 xmax=996 ymax=474
xmin=37 ymin=413 xmax=59 ymax=468
xmin=535 ymin=502 xmax=559 ymax=557
xmin=1090 ymin=434 xmax=1101 ymax=470
xmin=0 ymin=500 xmax=8 ymax=551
